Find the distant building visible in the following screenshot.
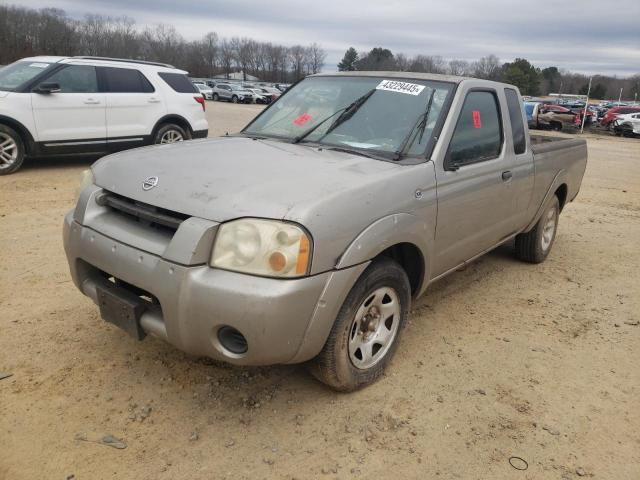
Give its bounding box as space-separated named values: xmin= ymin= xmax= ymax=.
xmin=213 ymin=71 xmax=260 ymax=81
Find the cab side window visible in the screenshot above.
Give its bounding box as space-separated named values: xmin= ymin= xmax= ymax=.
xmin=447 ymin=91 xmax=502 ymax=167
xmin=44 ymin=65 xmax=98 ymax=93
xmin=504 ymin=88 xmax=526 ymax=154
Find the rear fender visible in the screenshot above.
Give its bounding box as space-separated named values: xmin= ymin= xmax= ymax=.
xmin=523 ymin=169 xmax=567 ymax=232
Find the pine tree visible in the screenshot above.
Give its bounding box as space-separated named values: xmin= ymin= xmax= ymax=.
xmin=338 ymin=47 xmax=358 ymax=71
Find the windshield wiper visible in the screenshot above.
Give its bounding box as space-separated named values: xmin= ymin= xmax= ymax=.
xmin=325 ymin=146 xmax=381 ymax=160
xmin=292 ymin=87 xmax=377 ymax=144
xmin=291 ymin=107 xmax=348 ymax=143
xmin=393 ymin=88 xmax=436 ymax=161
xmin=314 ymin=88 xmax=377 ymax=143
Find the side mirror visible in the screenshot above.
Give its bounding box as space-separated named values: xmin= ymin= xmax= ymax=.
xmin=34 ymin=82 xmax=61 ymax=94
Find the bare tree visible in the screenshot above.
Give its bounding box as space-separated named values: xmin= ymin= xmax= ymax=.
xmin=202 ymin=32 xmax=218 ymax=77
xmin=306 ymin=43 xmax=326 ymax=74
xmin=408 ymin=55 xmax=446 ymax=74
xmin=289 ymin=45 xmax=308 ymax=80
xmin=218 ymin=38 xmax=235 ymax=79
xmin=472 ymin=54 xmax=501 ymax=80
xmin=447 ymin=59 xmax=471 ymax=76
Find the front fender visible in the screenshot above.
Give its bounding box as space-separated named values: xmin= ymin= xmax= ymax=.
xmin=335 ymin=213 xmax=433 ymax=295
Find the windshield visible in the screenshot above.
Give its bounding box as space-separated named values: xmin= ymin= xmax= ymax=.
xmin=0 ymin=60 xmax=53 ymax=91
xmin=244 ymin=76 xmax=454 ymax=158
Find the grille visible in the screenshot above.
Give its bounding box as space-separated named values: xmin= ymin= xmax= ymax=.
xmin=96 ymin=191 xmax=188 ymax=232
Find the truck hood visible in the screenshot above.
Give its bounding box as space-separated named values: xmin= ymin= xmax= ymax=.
xmin=92 ymin=137 xmax=400 ymax=223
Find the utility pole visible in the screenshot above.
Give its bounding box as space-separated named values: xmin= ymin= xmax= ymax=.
xmin=580 ymin=77 xmax=592 ymax=134
xmin=618 ymin=87 xmax=623 ymax=104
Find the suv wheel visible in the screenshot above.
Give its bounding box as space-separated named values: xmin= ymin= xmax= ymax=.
xmin=310 ymin=258 xmax=411 ymax=391
xmin=0 ymin=124 xmax=25 ymax=175
xmin=514 ymin=196 xmax=560 ymax=263
xmin=213 ymin=93 xmax=219 ymax=101
xmin=153 ymin=124 xmax=189 ymax=145
xmin=231 ymin=95 xmax=238 ymax=104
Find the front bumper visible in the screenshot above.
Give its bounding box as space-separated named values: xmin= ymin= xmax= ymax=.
xmin=63 ymin=209 xmax=366 ymax=366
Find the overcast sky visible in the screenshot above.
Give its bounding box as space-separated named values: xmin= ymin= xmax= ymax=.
xmin=20 ymin=0 xmax=640 ymax=77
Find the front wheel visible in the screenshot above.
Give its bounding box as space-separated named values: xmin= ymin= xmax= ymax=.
xmin=514 ymin=196 xmax=560 ymax=263
xmin=231 ymin=95 xmax=238 ymax=104
xmin=153 ymin=124 xmax=189 ymax=145
xmin=310 ymin=258 xmax=411 ymax=391
xmin=0 ymin=124 xmax=25 ymax=175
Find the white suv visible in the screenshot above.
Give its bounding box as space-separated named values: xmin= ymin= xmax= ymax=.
xmin=0 ymin=56 xmax=209 ymax=175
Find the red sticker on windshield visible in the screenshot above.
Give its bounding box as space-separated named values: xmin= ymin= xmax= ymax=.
xmin=472 ymin=110 xmax=482 ymax=129
xmin=293 ymin=113 xmax=312 ymax=126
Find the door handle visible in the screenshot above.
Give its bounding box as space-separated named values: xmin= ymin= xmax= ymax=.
xmin=502 ymin=170 xmax=513 ymax=181
xmin=148 ymin=97 xmax=161 ymax=103
xmin=84 ymin=98 xmax=101 ymax=104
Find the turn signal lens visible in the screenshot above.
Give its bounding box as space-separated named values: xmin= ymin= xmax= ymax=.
xmin=75 ymin=169 xmax=94 ymax=203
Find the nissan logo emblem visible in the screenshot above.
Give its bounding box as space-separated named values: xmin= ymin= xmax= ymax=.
xmin=142 ymin=176 xmax=159 ymax=191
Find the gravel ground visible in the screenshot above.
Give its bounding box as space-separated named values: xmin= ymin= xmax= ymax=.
xmin=1 ymin=101 xmax=639 ymax=479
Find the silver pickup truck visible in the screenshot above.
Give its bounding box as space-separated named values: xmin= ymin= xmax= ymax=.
xmin=63 ymin=72 xmax=587 ymax=391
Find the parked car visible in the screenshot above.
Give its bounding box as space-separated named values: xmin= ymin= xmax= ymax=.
xmin=524 ymin=101 xmax=542 ymax=128
xmin=193 ymin=82 xmax=213 ymax=100
xmin=0 ymin=56 xmax=208 ymax=175
xmin=244 ymin=88 xmax=269 ymax=104
xmin=601 ymin=106 xmax=640 ymax=128
xmin=64 ymin=72 xmax=587 ymax=391
xmin=211 ymin=83 xmax=253 ymax=103
xmin=275 ymin=83 xmax=291 ymax=92
xmin=613 ymin=112 xmax=640 ymax=137
xmin=260 ymin=87 xmax=282 ymax=103
xmin=537 ymin=104 xmax=581 ymax=131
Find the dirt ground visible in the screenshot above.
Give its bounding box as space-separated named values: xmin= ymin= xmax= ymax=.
xmin=1 ymin=101 xmax=639 ymax=479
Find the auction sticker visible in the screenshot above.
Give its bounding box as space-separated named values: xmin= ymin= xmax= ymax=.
xmin=376 ymin=79 xmax=425 ymax=95
xmin=29 ymin=63 xmax=49 ymax=69
xmin=293 ymin=113 xmax=313 ymax=126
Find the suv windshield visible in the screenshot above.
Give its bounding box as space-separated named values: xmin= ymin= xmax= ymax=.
xmin=0 ymin=60 xmax=53 ymax=91
xmin=244 ymin=76 xmax=454 ymax=158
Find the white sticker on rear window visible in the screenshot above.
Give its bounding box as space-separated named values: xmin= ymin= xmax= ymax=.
xmin=376 ymin=79 xmax=425 ymax=95
xmin=29 ymin=63 xmax=49 ymax=69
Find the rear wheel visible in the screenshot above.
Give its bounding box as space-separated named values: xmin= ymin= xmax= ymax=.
xmin=514 ymin=196 xmax=560 ymax=263
xmin=0 ymin=124 xmax=25 ymax=175
xmin=213 ymin=93 xmax=219 ymax=101
xmin=153 ymin=123 xmax=189 ymax=145
xmin=310 ymin=258 xmax=411 ymax=391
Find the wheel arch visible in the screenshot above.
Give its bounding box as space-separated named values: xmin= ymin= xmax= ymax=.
xmin=523 ymin=170 xmax=568 ymax=232
xmin=151 ymin=114 xmax=194 ymax=140
xmin=0 ymin=115 xmax=36 ymax=155
xmin=335 ymin=213 xmax=431 ymax=298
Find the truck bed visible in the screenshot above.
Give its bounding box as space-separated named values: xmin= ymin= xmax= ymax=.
xmin=530 ymin=134 xmax=586 ymax=155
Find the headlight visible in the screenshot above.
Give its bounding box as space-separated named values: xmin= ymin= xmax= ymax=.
xmin=211 ymin=219 xmax=311 ymax=278
xmin=75 ymin=169 xmax=94 ymax=202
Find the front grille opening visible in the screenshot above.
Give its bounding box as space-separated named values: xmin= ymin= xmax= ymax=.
xmin=96 ymin=191 xmax=188 ymax=234
xmin=218 ymin=326 xmax=248 ymax=354
xmin=96 ymin=268 xmax=159 ymax=307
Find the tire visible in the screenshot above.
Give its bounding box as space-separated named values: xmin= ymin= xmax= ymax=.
xmin=213 ymin=93 xmax=219 ymax=101
xmin=309 ymin=258 xmax=411 ymax=391
xmin=514 ymin=196 xmax=560 ymax=264
xmin=231 ymin=95 xmax=238 ymax=104
xmin=0 ymin=124 xmax=26 ymax=175
xmin=153 ymin=123 xmax=190 ymax=145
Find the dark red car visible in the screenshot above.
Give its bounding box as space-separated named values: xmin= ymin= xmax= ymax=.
xmin=601 ymin=106 xmax=640 ymax=127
